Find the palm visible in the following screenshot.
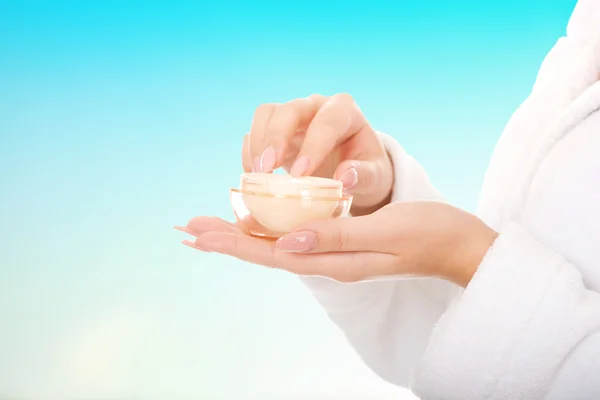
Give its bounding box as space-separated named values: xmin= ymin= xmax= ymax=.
xmin=182 ymin=216 xmax=397 ymax=283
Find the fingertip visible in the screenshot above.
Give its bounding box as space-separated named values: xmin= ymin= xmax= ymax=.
xmin=174 ymin=225 xmax=197 ymax=236
xmin=306 ymin=93 xmax=328 ymax=105
xmin=182 ymin=239 xmax=207 ymax=252
xmin=335 ymin=159 xmax=378 ymax=195
xmin=339 ymin=167 xmax=359 ymax=191
xmin=259 ymin=146 xmax=277 ymax=172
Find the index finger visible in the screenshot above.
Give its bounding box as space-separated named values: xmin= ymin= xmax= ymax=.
xmin=289 ymin=93 xmax=372 ymax=177
xmin=260 ymin=97 xmax=321 ymax=171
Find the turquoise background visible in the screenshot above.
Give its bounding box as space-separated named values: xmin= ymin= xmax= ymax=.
xmin=0 ymin=0 xmax=577 ymax=398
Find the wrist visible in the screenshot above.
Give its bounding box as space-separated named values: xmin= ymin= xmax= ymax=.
xmin=446 ymin=215 xmax=499 ymax=287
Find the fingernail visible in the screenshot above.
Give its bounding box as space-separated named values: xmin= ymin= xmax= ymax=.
xmin=174 ymin=226 xmax=197 ymax=236
xmin=290 ymin=156 xmax=310 ymax=177
xmin=253 ymin=156 xmax=261 ymax=172
xmin=339 ymin=167 xmax=358 ymax=190
xmin=260 ymin=146 xmax=276 ymax=172
xmin=276 ymin=231 xmax=317 ymax=252
xmin=182 ymin=240 xmax=209 ymax=252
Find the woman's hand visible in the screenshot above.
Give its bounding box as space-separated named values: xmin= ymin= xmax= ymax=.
xmin=176 ymin=201 xmax=498 ymax=287
xmin=243 ymin=93 xmax=393 ymax=216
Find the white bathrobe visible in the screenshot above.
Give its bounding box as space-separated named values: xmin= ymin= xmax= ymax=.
xmin=301 ymin=1 xmax=600 ymax=399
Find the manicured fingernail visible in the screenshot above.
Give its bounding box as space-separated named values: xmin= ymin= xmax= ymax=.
xmin=182 ymin=240 xmax=209 ymax=252
xmin=276 ymin=231 xmax=317 ymax=252
xmin=253 ymin=156 xmax=261 ymax=172
xmin=260 ymin=146 xmax=276 ymax=172
xmin=174 ymin=226 xmax=197 ymax=236
xmin=339 ymin=167 xmax=358 ymax=190
xmin=290 ymin=156 xmax=309 ymax=177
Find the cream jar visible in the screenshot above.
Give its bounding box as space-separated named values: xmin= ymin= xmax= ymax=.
xmin=230 ymin=172 xmax=353 ymax=239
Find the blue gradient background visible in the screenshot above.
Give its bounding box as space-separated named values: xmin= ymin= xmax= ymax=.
xmin=0 ymin=0 xmax=577 ymax=398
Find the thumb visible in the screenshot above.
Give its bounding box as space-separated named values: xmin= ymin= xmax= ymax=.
xmin=274 ymin=213 xmax=388 ymax=253
xmin=335 ymin=159 xmax=376 ymax=195
xmin=334 ymin=157 xmax=393 ymax=205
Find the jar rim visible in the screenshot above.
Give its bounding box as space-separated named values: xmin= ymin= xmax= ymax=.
xmin=230 ymin=188 xmax=352 ymax=202
xmin=240 ymin=172 xmax=343 ymax=190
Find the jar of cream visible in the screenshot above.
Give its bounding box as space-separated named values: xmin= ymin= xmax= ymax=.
xmin=230 ymin=172 xmax=353 ymax=239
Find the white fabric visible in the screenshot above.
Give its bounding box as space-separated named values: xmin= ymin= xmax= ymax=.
xmin=300 ymin=0 xmax=600 ymax=398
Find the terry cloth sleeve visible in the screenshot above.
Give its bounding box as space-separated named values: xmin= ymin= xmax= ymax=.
xmin=299 ymin=131 xmax=461 ymax=387
xmin=410 ymin=223 xmax=600 ymax=400
xmin=410 ymin=110 xmax=600 ymax=400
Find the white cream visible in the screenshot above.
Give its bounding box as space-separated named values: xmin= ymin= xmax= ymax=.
xmin=240 ymin=172 xmax=343 ymax=198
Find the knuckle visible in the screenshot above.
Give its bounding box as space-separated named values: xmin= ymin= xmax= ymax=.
xmin=232 ymin=234 xmax=242 ymax=251
xmin=267 ymin=243 xmax=282 ymax=269
xmin=358 ymin=164 xmax=373 ymax=189
xmin=271 ymin=101 xmax=301 ymax=126
xmin=319 ymin=103 xmax=351 ymax=127
xmin=254 ymin=103 xmax=277 ymax=118
xmin=307 ymin=93 xmax=328 ymax=105
xmin=332 ymin=92 xmax=355 ymax=104
xmin=329 ymin=226 xmax=348 ymax=252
